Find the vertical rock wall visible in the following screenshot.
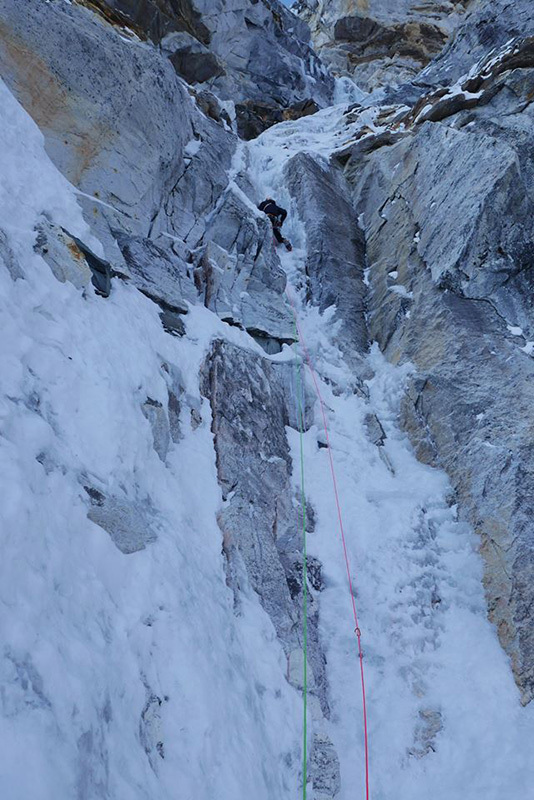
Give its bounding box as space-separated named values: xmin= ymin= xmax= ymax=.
xmin=341 ymin=34 xmax=534 ymax=703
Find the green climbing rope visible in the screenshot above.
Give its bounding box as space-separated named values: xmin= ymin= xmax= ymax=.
xmin=293 ymin=319 xmax=308 ymax=800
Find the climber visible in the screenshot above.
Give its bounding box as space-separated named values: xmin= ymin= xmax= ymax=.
xmin=258 ymin=197 xmax=292 ymax=252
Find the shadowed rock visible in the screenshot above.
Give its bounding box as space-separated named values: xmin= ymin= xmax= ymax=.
xmin=285 ymin=151 xmax=368 ymax=363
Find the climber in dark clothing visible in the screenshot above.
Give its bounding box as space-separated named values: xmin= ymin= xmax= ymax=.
xmin=258 ymin=198 xmax=292 ymax=251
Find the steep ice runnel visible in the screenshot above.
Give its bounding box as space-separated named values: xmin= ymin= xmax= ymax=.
xmin=247 ymin=105 xmax=534 ymax=800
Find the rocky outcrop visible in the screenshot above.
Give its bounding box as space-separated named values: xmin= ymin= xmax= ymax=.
xmin=73 ymin=0 xmax=335 ymax=137
xmin=342 ymin=37 xmax=534 ymax=702
xmin=296 ymin=0 xmax=471 ymax=90
xmin=419 ymin=0 xmax=534 ymax=89
xmin=201 ymin=340 xmax=340 ymax=795
xmin=85 ymin=487 xmax=158 ymax=554
xmin=236 ymin=98 xmax=321 ymax=142
xmin=0 ymin=0 xmax=297 ymax=347
xmin=285 ymin=151 xmax=368 ymax=365
xmin=76 ymin=0 xmax=212 ymax=44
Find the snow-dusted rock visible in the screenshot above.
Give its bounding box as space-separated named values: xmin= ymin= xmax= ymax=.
xmin=420 ymin=0 xmax=534 ymax=88
xmin=201 ymin=339 xmax=339 ymax=786
xmin=85 ymin=488 xmax=157 ymax=554
xmin=141 ymin=398 xmax=172 ymax=463
xmin=34 ymin=221 xmax=94 ymax=291
xmin=285 ymin=151 xmax=368 ymax=361
xmin=200 ymin=188 xmax=295 ymax=345
xmin=114 ymin=232 xmax=197 ymax=314
xmin=0 ymin=0 xmax=296 ymax=345
xmin=348 ymin=57 xmax=534 ymax=702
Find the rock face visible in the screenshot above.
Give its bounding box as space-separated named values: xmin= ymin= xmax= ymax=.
xmin=285 ymin=151 xmax=368 ymax=363
xmin=297 ymin=0 xmax=471 ymax=90
xmin=341 ymin=31 xmax=534 ymax=703
xmin=75 ymin=0 xmax=335 ymax=137
xmin=419 ymin=0 xmax=534 ymax=88
xmin=0 ymin=0 xmax=234 ymax=258
xmin=298 ymin=0 xmax=534 ymax=93
xmin=201 ymin=340 xmax=340 ymax=793
xmin=0 ymin=0 xmax=295 ymax=348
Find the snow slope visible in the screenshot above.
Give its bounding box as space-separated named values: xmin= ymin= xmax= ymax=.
xmin=0 ymin=80 xmax=302 ymax=800
xmin=1 ymin=70 xmax=534 ymax=800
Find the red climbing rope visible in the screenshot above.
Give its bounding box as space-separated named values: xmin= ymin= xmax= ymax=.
xmin=285 ymin=286 xmax=370 ymax=800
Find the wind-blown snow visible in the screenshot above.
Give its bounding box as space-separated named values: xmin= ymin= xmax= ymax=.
xmin=1 ymin=73 xmax=534 ymax=800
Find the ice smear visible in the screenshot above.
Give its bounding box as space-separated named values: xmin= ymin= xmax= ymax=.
xmin=507 ymin=325 xmax=523 ymax=337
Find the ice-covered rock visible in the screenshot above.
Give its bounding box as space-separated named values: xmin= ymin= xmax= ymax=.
xmin=285 ymin=151 xmax=368 ymax=363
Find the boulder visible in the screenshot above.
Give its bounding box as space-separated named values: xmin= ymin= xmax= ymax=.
xmin=34 ymin=222 xmax=94 ymax=291
xmin=34 ymin=221 xmax=113 ymax=296
xmin=164 ymin=32 xmax=225 ymax=84
xmin=85 ymin=486 xmax=157 ymax=553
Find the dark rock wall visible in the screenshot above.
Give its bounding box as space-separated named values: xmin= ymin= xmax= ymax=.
xmin=76 ymin=0 xmax=335 ymax=137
